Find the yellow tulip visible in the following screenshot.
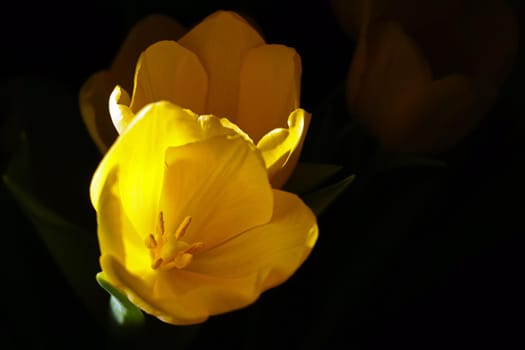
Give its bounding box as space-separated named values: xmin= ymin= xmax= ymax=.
xmin=81 ymin=10 xmax=310 ymax=188
xmin=90 ymin=101 xmax=318 ymax=325
xmin=334 ymin=0 xmax=518 ymax=153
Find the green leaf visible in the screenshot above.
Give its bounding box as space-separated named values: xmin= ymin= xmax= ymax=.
xmin=302 ymin=174 xmax=356 ymax=216
xmin=2 ymin=173 xmax=107 ymax=324
xmin=96 ymin=272 xmax=145 ymax=326
xmin=3 ymin=131 xmax=108 ymax=327
xmin=284 ymin=162 xmax=343 ymax=195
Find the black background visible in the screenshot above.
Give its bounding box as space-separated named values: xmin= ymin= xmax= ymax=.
xmin=1 ymin=0 xmax=524 ymax=348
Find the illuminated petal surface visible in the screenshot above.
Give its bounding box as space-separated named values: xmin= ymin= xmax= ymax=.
xmin=236 ymin=44 xmax=302 ymax=142
xmin=96 ymin=167 xmax=150 ymax=275
xmin=100 ymin=190 xmax=317 ymax=325
xmin=189 ymin=190 xmax=318 ymax=282
xmin=91 ymin=102 xmax=239 ymax=242
xmin=160 ymin=136 xmax=272 ymax=250
xmin=129 ymin=41 xmax=208 ymax=115
xmin=257 ymin=109 xmax=310 ymax=188
xmin=109 ymin=85 xmax=134 ymax=134
xmin=179 ymin=11 xmax=264 ymax=119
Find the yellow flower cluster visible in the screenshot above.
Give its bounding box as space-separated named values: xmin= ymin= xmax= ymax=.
xmin=81 ymin=11 xmax=318 ymax=325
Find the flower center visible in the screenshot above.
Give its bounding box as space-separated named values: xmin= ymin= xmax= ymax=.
xmin=145 ymin=212 xmax=204 ymax=270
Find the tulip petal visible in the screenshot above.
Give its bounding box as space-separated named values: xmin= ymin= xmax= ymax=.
xmin=96 ymin=167 xmax=150 ymax=274
xmin=236 ymin=44 xmax=302 ymax=142
xmin=109 ymin=85 xmax=135 ymax=134
xmin=404 ymin=74 xmax=472 ymax=151
xmin=79 ymin=71 xmax=119 ymax=152
xmin=348 ymin=21 xmax=434 ymax=145
xmin=129 ymin=40 xmax=208 ymax=115
xmin=179 ymin=11 xmax=264 ymax=119
xmin=111 ymin=14 xmax=186 ymax=93
xmin=101 ymin=254 xmax=254 ymax=324
xmin=100 ymin=190 xmax=317 ymax=325
xmin=257 ymin=109 xmax=310 ymax=188
xmin=91 ymin=102 xmax=239 ymax=240
xmin=160 ymin=135 xmax=273 ymax=250
xmin=189 ymin=189 xmax=317 ymax=283
xmin=79 ymin=15 xmax=185 ymax=152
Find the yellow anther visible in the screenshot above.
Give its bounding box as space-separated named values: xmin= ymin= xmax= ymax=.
xmin=158 ymin=211 xmax=165 ymax=235
xmin=145 ymin=234 xmax=157 ymax=249
xmin=175 ymin=216 xmax=192 ymax=240
xmin=151 ymin=258 xmax=163 ymax=270
xmin=185 ymin=241 xmax=204 ymax=254
xmin=145 ymin=214 xmax=202 ymax=271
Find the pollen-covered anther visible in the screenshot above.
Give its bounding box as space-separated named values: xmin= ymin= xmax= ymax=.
xmin=175 ymin=216 xmax=192 ymax=239
xmin=145 ymin=234 xmax=157 ymax=249
xmin=145 ymin=213 xmax=203 ymax=271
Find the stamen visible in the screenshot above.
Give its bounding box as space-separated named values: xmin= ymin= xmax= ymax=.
xmin=158 ymin=211 xmax=165 ymax=236
xmin=165 ymin=253 xmax=193 ymax=270
xmin=151 ymin=258 xmax=163 ymax=269
xmin=145 ymin=213 xmax=201 ymax=271
xmin=175 ymin=216 xmax=192 ymax=240
xmin=145 ymin=234 xmax=157 ymax=249
xmin=185 ymin=242 xmax=204 ymax=254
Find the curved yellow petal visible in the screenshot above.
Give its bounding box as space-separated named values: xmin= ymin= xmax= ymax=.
xmin=91 ymin=102 xmax=240 ymax=240
xmin=179 ymin=10 xmax=265 ymax=119
xmin=111 ymin=14 xmax=186 ymax=93
xmin=109 ymin=85 xmax=135 ymax=134
xmin=99 ymin=191 xmax=317 ymax=325
xmin=78 ymin=71 xmax=119 ymax=152
xmin=129 ymin=40 xmax=208 ymax=114
xmin=101 ymin=255 xmax=257 ymax=324
xmin=160 ymin=135 xmax=272 ymax=250
xmin=257 ymin=109 xmax=311 ymax=188
xmin=189 ymin=190 xmax=318 ymax=283
xmin=79 ymin=15 xmax=185 ymax=152
xmin=236 ymin=44 xmax=302 ymax=142
xmin=96 ymin=167 xmax=150 ymax=274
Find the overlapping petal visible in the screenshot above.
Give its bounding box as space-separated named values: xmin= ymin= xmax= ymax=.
xmin=236 ymin=44 xmax=302 ymax=142
xmin=79 ymin=14 xmax=185 ymax=152
xmin=179 ymin=11 xmax=265 ymax=119
xmin=129 ymin=40 xmax=208 ymax=115
xmin=85 ymin=10 xmax=311 ymax=189
xmin=160 ymin=136 xmax=273 ymax=250
xmin=257 ymin=109 xmax=310 ymax=188
xmin=91 ymin=102 xmax=240 ymax=241
xmin=99 ymin=189 xmax=317 ymax=325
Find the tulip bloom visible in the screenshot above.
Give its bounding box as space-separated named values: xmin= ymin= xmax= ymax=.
xmin=81 ymin=11 xmax=309 ymax=187
xmin=333 ymin=0 xmax=518 ymax=153
xmin=91 ymin=101 xmax=318 ymax=325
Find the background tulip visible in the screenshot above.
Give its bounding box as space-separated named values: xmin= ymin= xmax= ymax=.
xmin=333 ymin=0 xmax=518 ymax=153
